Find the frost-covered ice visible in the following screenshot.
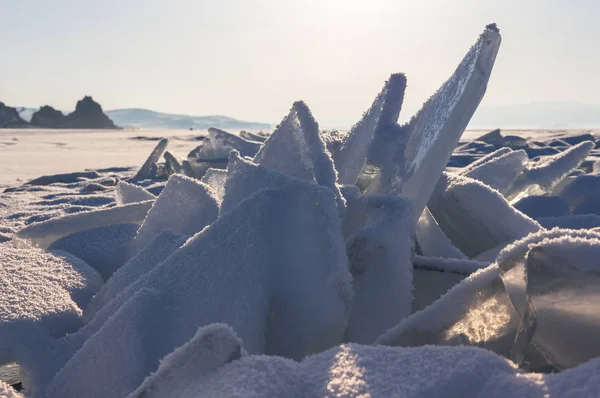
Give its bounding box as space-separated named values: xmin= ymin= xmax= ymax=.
xmin=45 ymin=181 xmax=351 ymax=398
xmin=253 ymin=101 xmax=346 ymax=215
xmin=334 ymin=73 xmax=406 ymax=186
xmin=131 ymin=175 xmax=218 ymax=254
xmin=133 ymin=138 xmax=169 ymax=180
xmin=17 ymin=200 xmax=153 ymax=249
xmin=3 ymin=22 xmax=600 ymax=398
xmin=429 ymin=173 xmax=541 ymax=257
xmin=115 ymin=181 xmax=155 ymax=205
xmin=343 ymin=195 xmax=414 ymax=344
xmin=363 ymin=24 xmax=501 ymax=219
xmin=84 ymin=230 xmax=186 ymax=320
xmin=127 ymin=324 xmax=244 ymax=398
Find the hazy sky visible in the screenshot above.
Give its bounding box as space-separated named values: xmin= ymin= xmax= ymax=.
xmin=1 ymin=0 xmax=599 ymax=127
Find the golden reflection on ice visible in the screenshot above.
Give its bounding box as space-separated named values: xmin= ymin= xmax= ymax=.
xmin=326 ymin=345 xmax=370 ymax=397
xmin=447 ymin=294 xmax=513 ymax=345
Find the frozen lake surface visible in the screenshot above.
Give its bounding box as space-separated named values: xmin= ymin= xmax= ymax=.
xmin=1 ymin=128 xmax=596 ymax=187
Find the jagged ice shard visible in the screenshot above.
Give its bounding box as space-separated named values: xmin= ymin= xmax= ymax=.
xmin=362 ymin=24 xmax=501 ymax=217
xmin=133 ymin=138 xmax=169 ymax=181
xmin=253 ymin=101 xmax=346 ymax=216
xmin=334 ymin=74 xmax=407 ymax=186
xmin=497 ymin=229 xmax=600 ymax=371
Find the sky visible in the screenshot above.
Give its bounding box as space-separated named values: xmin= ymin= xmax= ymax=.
xmin=1 ymin=0 xmax=599 ymax=128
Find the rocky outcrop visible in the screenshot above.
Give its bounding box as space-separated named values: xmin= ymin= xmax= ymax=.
xmin=30 ymin=106 xmax=66 ymax=128
xmin=0 ymin=102 xmax=28 ymax=128
xmin=63 ymin=96 xmax=117 ymax=129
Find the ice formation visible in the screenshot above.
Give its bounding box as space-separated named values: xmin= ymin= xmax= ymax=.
xmin=253 ymin=101 xmax=346 ymax=215
xmin=361 ymin=24 xmax=502 ymax=219
xmin=429 ymin=173 xmax=541 ymax=257
xmin=3 ymin=23 xmax=600 ymax=398
xmin=115 ymin=181 xmax=155 ymax=205
xmin=131 ymin=175 xmax=219 ymax=254
xmin=133 ymin=138 xmax=169 ymax=180
xmin=343 ymin=195 xmax=414 ymax=344
xmin=334 ymin=73 xmax=407 ymax=186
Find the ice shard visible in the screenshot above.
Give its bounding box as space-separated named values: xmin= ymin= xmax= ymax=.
xmin=428 ymin=174 xmax=540 ymax=258
xmin=47 ymin=182 xmax=351 ymax=398
xmin=459 ymin=149 xmax=528 ymax=195
xmin=497 ymin=229 xmax=600 ymax=370
xmin=131 ymin=175 xmax=219 ymax=254
xmin=115 ymin=181 xmax=156 ymax=206
xmin=127 ymin=324 xmax=244 ymax=398
xmin=17 ymin=200 xmax=154 ymax=249
xmin=415 ymin=207 xmax=467 ymax=259
xmin=376 ymin=264 xmax=520 ymax=359
xmin=506 ymin=141 xmax=594 ymax=202
xmin=253 ymin=101 xmax=346 ymax=215
xmin=412 ymin=255 xmax=488 ymax=312
xmin=200 ymin=168 xmax=228 ymax=205
xmin=190 ymin=128 xmax=262 ymax=161
xmin=457 ymin=147 xmax=512 ymax=175
xmin=220 ymin=151 xmax=299 ymax=215
xmin=163 ymin=151 xmax=184 ymax=175
xmin=343 ymin=195 xmax=414 ymax=344
xmin=84 ymin=231 xmax=186 ymax=321
xmin=363 ymin=24 xmax=501 ymax=218
xmin=334 ymin=74 xmax=407 ymax=186
xmin=133 ymin=138 xmax=169 ymax=181
xmin=48 ymin=223 xmax=139 ymax=281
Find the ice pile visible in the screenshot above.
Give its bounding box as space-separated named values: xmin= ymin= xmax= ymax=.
xmin=2 ymin=24 xmax=600 ymax=397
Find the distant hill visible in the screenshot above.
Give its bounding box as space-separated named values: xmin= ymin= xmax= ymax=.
xmin=105 ymin=108 xmax=272 ymax=130
xmin=17 ymin=107 xmax=271 ymax=131
xmin=16 ymin=101 xmax=600 ymax=131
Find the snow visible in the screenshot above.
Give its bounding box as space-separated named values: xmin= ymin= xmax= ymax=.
xmin=0 ymin=243 xmax=102 ymax=386
xmin=127 ymin=323 xmax=244 ymax=398
xmin=131 ymin=175 xmax=218 ymax=254
xmin=170 ymin=343 xmax=529 ymax=398
xmin=115 ymin=181 xmax=155 ymax=205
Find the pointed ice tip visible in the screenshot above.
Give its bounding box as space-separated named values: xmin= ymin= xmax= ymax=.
xmin=388 ymin=73 xmax=407 ymax=85
xmin=228 ymin=149 xmax=242 ymax=161
xmin=292 ymin=100 xmax=309 ymax=112
xmin=486 ymin=23 xmax=499 ymax=33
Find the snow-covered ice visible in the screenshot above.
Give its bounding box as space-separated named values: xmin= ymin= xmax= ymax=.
xmin=2 ymin=22 xmax=600 ymax=398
